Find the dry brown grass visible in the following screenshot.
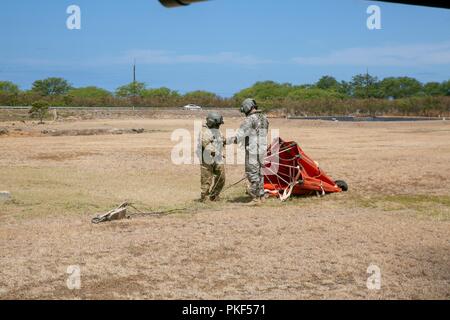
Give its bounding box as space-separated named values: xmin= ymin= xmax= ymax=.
xmin=0 ymin=116 xmax=449 ymax=299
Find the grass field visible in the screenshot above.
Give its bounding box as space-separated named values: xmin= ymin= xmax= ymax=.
xmin=1 ymin=114 xmax=449 ymax=299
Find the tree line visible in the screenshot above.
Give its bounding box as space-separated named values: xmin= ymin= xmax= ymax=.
xmin=0 ymin=74 xmax=449 ymax=117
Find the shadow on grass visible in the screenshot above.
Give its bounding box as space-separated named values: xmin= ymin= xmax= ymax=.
xmin=227 ymin=195 xmax=253 ymax=204
xmin=227 ymin=192 xmax=324 ymax=205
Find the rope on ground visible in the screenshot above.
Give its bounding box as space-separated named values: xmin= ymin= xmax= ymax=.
xmin=127 ymin=203 xmax=187 ymax=218
xmin=91 ymin=176 xmax=249 ymax=224
xmin=221 ymin=176 xmax=247 ymax=193
xmin=91 ymin=202 xmax=189 ymax=224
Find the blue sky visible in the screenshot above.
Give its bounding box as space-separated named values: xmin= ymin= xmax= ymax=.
xmin=1 ymin=0 xmax=449 ymax=96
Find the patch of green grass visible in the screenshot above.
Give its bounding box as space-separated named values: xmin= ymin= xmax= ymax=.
xmin=253 ymin=191 xmax=450 ymax=221
xmin=383 ymin=195 xmax=450 ymax=220
xmin=2 ymin=164 xmax=449 ymax=222
xmin=385 ymin=194 xmax=450 ymax=207
xmin=0 ymin=166 xmax=135 ymax=220
xmin=352 ymin=194 xmax=450 ymax=221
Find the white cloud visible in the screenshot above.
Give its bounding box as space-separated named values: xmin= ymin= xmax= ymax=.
xmin=118 ymin=50 xmax=275 ymax=65
xmin=1 ymin=50 xmax=274 ymax=68
xmin=6 ymin=42 xmax=450 ymax=69
xmin=292 ymin=41 xmax=450 ymax=66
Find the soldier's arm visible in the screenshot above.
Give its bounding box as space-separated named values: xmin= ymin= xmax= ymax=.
xmin=226 ymin=117 xmax=252 ymax=145
xmin=201 ymin=130 xmax=209 ymax=148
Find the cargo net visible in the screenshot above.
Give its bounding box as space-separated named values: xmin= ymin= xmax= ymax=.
xmin=264 ymin=138 xmax=344 ymax=201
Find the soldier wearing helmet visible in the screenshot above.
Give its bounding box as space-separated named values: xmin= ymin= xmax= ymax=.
xmin=198 ymin=111 xmax=226 ymax=202
xmin=227 ymin=98 xmax=269 ymax=203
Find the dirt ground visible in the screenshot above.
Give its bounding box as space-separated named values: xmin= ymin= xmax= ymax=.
xmin=0 ymin=115 xmax=449 ymax=300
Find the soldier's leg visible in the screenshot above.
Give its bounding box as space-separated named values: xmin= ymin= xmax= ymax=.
xmin=210 ymin=164 xmax=225 ymax=200
xmin=257 ymin=163 xmax=265 ymax=198
xmin=245 ymin=162 xmax=262 ymax=199
xmin=200 ymin=164 xmax=213 ymax=201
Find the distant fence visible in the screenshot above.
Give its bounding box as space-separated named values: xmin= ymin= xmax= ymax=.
xmin=0 ymin=106 xmax=242 ymax=121
xmin=0 ymin=106 xmax=175 ymax=111
xmin=0 ymin=106 xmax=235 ymax=111
xmin=287 ymin=115 xmax=446 ymax=122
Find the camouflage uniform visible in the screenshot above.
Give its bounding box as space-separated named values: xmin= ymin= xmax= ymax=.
xmin=229 ymin=109 xmax=269 ymax=199
xmin=199 ymin=125 xmax=226 ymax=201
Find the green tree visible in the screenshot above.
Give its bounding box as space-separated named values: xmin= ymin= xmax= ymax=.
xmin=287 ymin=88 xmax=344 ymax=100
xmin=32 ymin=77 xmax=72 ymax=96
xmin=350 ymin=73 xmax=381 ymax=98
xmin=0 ymin=81 xmax=20 ymax=94
xmin=233 ymin=81 xmax=293 ymax=101
xmin=316 ymin=76 xmax=339 ymax=90
xmin=379 ymin=77 xmax=422 ymax=99
xmin=143 ymin=87 xmax=180 ymax=98
xmin=68 ymin=86 xmax=112 ymax=99
xmin=184 ymin=90 xmax=219 ymax=100
xmin=423 ymin=82 xmax=443 ymax=96
xmin=0 ymin=81 xmax=20 ymax=106
xmin=441 ymin=80 xmax=450 ymax=96
xmin=29 ymin=101 xmax=49 ymax=124
xmin=337 ymin=81 xmax=352 ymax=96
xmin=115 ymin=82 xmax=146 ymax=97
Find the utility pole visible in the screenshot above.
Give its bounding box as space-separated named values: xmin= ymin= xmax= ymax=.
xmin=132 ymin=59 xmax=136 ymax=111
xmin=366 ymin=67 xmax=369 ymax=99
xmin=133 ymin=59 xmax=136 ymax=85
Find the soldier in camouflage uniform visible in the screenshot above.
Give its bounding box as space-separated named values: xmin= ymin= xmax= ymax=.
xmin=199 ymin=112 xmax=226 ymax=202
xmin=227 ymin=98 xmax=269 ymax=203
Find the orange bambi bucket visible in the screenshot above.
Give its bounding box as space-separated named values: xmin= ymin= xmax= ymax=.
xmin=264 ymin=138 xmax=348 ymax=201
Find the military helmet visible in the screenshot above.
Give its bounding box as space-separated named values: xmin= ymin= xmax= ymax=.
xmin=206 ymin=112 xmax=224 ymax=128
xmin=240 ymin=98 xmax=258 ymax=115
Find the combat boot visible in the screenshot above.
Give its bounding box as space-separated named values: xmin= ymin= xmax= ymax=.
xmin=246 ymin=197 xmax=262 ymax=206
xmin=210 ymin=195 xmax=221 ymax=202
